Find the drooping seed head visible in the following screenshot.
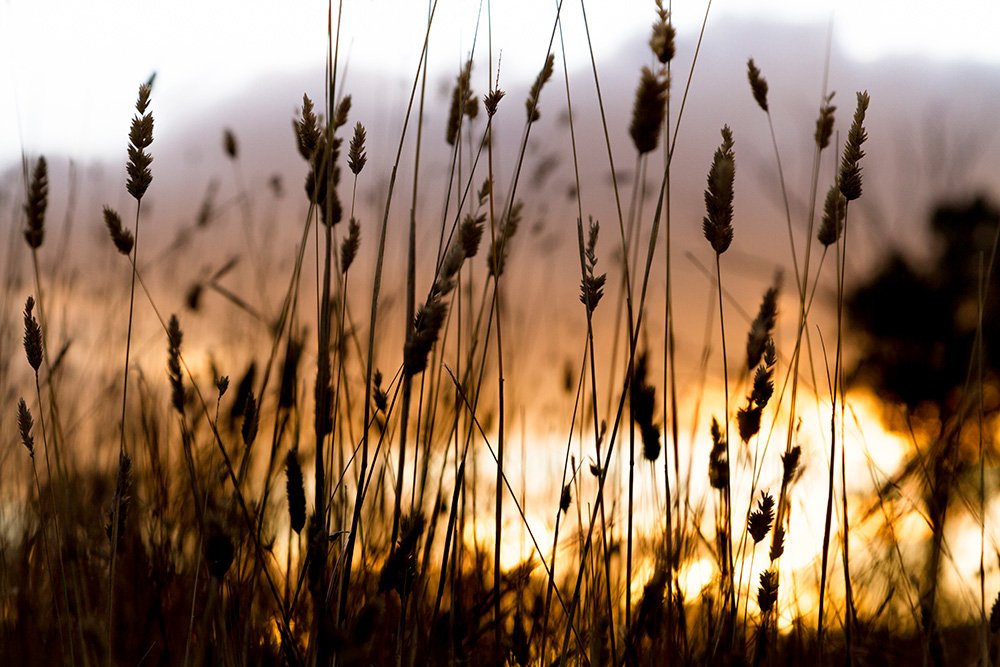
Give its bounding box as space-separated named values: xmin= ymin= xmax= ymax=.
xmin=103 ymin=206 xmax=134 ymax=255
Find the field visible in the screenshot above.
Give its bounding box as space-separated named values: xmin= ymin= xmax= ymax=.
xmin=1 ymin=2 xmax=999 ymax=665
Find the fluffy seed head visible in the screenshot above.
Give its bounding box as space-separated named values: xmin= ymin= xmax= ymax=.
xmin=629 ymin=67 xmax=669 ymax=155
xmin=446 ymin=60 xmax=476 ymax=146
xmin=818 ymin=183 xmax=847 ymax=246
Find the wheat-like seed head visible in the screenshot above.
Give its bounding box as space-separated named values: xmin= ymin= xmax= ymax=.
xmin=815 ymin=92 xmax=836 ymax=150
xmin=818 ymin=183 xmax=847 ymax=246
xmin=757 ymin=570 xmax=779 ymax=613
xmin=23 ymin=157 xmax=47 ymax=249
xmin=839 ymin=91 xmax=870 ymax=201
xmin=341 ymin=217 xmax=361 ymax=272
xmin=525 ymin=54 xmax=555 ymax=122
xmin=126 ymin=83 xmax=154 ymax=201
xmin=748 ymin=492 xmax=775 ymax=543
xmin=746 ymin=58 xmax=769 ymax=112
xmin=17 ymin=398 xmax=34 ymax=458
xmin=702 ymin=126 xmax=735 ymax=255
xmin=167 ymin=315 xmax=184 ymax=415
xmin=348 ymin=122 xmax=367 ymax=175
xmin=294 ymin=94 xmax=321 ymax=160
xmin=22 ymin=296 xmax=42 ymax=373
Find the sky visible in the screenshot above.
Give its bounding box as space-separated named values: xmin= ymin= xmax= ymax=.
xmin=2 ymin=0 xmax=1000 ymax=165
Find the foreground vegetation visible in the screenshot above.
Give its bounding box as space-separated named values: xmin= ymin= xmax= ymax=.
xmin=2 ymin=2 xmax=998 ymax=665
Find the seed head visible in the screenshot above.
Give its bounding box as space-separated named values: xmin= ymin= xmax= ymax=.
xmin=815 ymin=92 xmax=836 ymax=150
xmin=649 ymin=1 xmax=676 ymax=64
xmin=17 ymin=398 xmax=34 ymax=457
xmin=126 ymin=83 xmax=154 ymax=201
xmin=702 ymin=126 xmax=735 ymax=255
xmin=525 ymin=54 xmax=555 ymax=123
xmin=341 ymin=217 xmax=361 ymax=272
xmin=103 ymin=206 xmax=134 ymax=255
xmin=758 ymin=570 xmax=779 ymax=613
xmin=167 ymin=315 xmax=185 ymax=415
xmin=748 ymin=492 xmax=775 ymax=543
xmin=818 ymin=182 xmax=847 ymax=246
xmin=746 ymin=58 xmax=769 ymax=112
xmin=23 ymin=296 xmax=43 ymax=372
xmin=838 ymin=91 xmax=870 ymax=201
xmin=24 ymin=157 xmax=47 ymax=249
xmin=348 ymin=122 xmax=367 ymax=175
xmin=223 ymin=128 xmax=238 ymax=160
xmin=294 ymin=94 xmax=321 ymax=160
xmin=285 ymin=448 xmax=306 ymax=534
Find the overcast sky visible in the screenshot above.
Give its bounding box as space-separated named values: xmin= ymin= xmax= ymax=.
xmin=2 ymin=0 xmax=999 ymax=165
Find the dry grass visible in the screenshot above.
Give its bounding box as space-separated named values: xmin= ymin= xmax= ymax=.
xmin=1 ymin=3 xmax=998 ymax=667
